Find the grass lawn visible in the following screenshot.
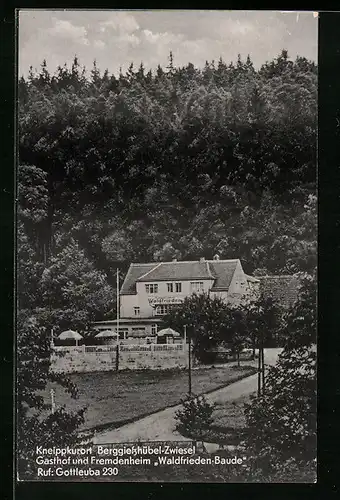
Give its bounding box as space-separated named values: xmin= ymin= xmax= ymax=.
xmin=43 ymin=364 xmax=256 ymax=432
xmin=213 ymin=394 xmax=252 ymax=429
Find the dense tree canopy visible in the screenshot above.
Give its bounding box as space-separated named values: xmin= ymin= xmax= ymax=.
xmin=18 ymin=50 xmax=317 ymax=282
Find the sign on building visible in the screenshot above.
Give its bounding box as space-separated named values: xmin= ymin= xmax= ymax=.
xmin=148 ymin=297 xmax=184 ymax=305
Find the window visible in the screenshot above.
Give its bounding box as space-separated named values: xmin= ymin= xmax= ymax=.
xmin=120 ymin=329 xmax=128 ymax=340
xmin=151 ymin=324 xmax=158 ymax=335
xmin=155 ymin=304 xmax=172 ymax=316
xmin=167 ymin=283 xmax=173 ymax=293
xmin=145 ymin=283 xmax=158 ymax=294
xmin=132 ymin=327 xmax=146 ymax=332
xmin=175 ymin=282 xmax=182 ymax=293
xmin=134 ymin=307 xmax=140 ymax=316
xmin=114 ymin=328 xmax=128 ymax=340
xmin=190 ymin=281 xmax=204 ymax=292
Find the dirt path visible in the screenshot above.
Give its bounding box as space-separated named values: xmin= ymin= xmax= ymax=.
xmin=92 ymin=348 xmax=282 ymax=444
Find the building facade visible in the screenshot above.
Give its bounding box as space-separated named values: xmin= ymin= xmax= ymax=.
xmin=92 ymin=255 xmax=260 ymax=339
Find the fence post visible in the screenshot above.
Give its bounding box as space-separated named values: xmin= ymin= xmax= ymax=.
xmin=82 ymin=344 xmax=85 ymax=354
xmin=115 ymin=343 xmax=119 ymax=371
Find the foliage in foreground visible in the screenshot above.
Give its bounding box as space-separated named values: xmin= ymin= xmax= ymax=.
xmin=242 ymin=271 xmax=316 ymax=481
xmin=174 ymin=394 xmax=216 ymax=445
xmin=171 ymin=272 xmax=316 ymax=482
xmin=244 ymin=346 xmax=316 ymax=470
xmin=17 ymin=313 xmax=86 ymax=478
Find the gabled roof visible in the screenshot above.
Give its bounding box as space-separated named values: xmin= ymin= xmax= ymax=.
xmin=208 ymin=260 xmax=239 ymax=290
xmin=258 ymin=275 xmax=300 ymax=307
xmin=120 ymin=263 xmax=157 ymax=294
xmin=120 ymin=259 xmax=243 ymax=295
xmin=138 ymin=261 xmax=214 ymax=282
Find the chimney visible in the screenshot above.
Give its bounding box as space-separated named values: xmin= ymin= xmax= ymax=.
xmin=213 ymin=254 xmax=220 ymax=261
xmin=200 ymin=257 xmax=205 ymax=262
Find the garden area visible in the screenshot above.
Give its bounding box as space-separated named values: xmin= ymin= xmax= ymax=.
xmin=42 ymin=363 xmax=257 ymax=432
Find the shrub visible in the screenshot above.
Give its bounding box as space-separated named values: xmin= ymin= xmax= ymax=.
xmin=175 ymin=394 xmax=216 ymax=443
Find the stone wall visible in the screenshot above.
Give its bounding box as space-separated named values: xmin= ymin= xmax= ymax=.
xmin=50 ymin=348 xmax=188 ymax=374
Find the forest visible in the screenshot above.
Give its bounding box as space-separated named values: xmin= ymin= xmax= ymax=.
xmin=18 ymin=49 xmax=317 ymax=331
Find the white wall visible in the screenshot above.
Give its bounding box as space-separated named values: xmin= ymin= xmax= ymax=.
xmin=50 ymin=348 xmax=189 ymax=373
xmin=136 ymin=279 xmax=214 ymax=297
xmin=121 ymin=278 xmax=215 ymax=318
xmin=120 ymin=294 xmax=143 ymax=318
xmin=225 ymin=260 xmax=248 ymax=305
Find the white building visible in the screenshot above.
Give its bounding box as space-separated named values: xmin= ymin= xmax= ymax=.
xmin=93 ymin=255 xmax=259 ymax=340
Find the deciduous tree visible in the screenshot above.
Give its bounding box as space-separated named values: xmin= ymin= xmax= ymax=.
xmin=163 ymin=293 xmax=230 ymax=363
xmin=243 ymin=271 xmax=316 ymax=481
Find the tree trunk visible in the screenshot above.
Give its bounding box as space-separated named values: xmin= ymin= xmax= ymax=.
xmin=237 ymin=352 xmax=240 ymax=367
xmin=257 ymin=346 xmax=261 ymax=397
xmin=252 ymin=333 xmax=256 ymax=360
xmin=261 ymin=340 xmax=265 ymax=395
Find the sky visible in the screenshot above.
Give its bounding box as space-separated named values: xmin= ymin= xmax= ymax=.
xmin=18 ymin=10 xmax=318 ymax=78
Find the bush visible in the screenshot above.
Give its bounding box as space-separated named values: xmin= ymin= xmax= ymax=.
xmin=175 ymin=394 xmax=216 ymax=442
